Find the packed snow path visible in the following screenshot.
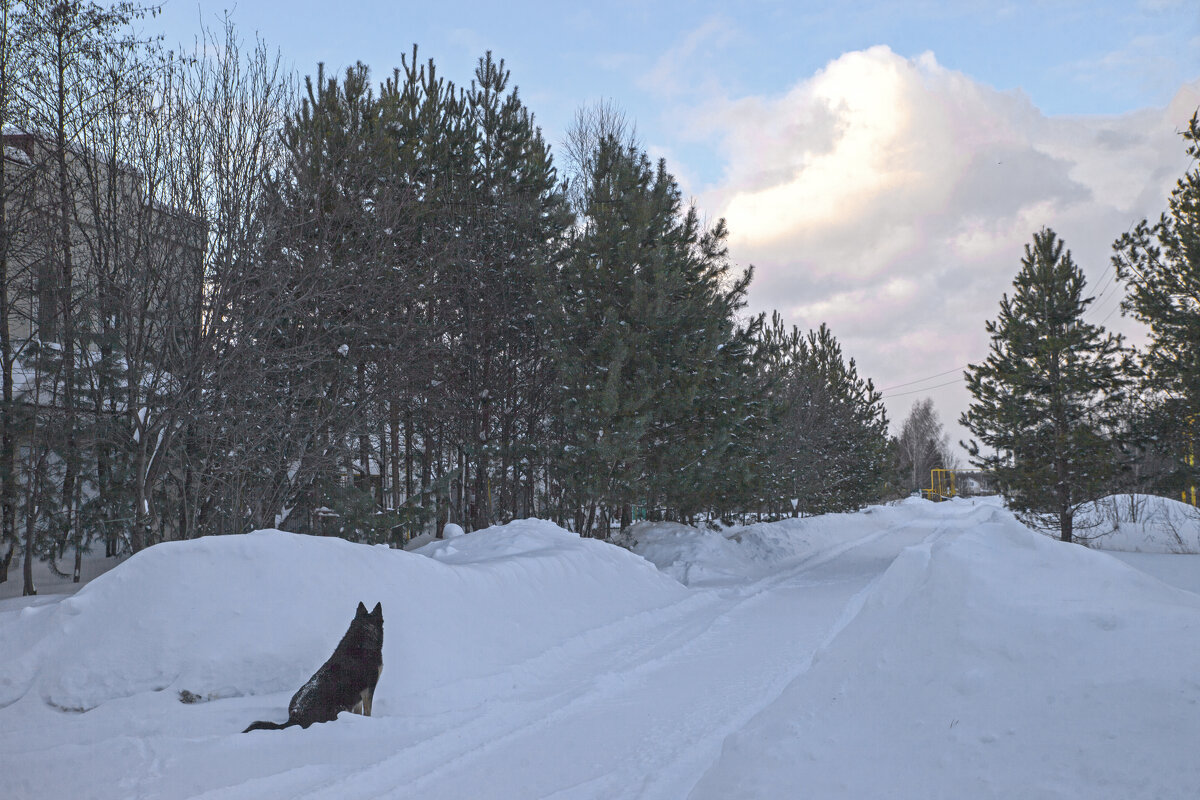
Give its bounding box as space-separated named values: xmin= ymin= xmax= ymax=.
xmin=2 ymin=498 xmax=1199 ymax=798
xmin=302 ymin=521 xmax=924 ymax=800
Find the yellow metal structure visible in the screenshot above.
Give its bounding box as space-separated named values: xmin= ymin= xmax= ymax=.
xmin=922 ymin=469 xmax=995 ymax=502
xmin=923 ymin=468 xmax=957 ymax=502
xmin=1185 ymin=414 xmax=1197 ymax=507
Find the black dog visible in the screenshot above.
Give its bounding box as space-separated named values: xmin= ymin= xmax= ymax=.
xmin=244 ymin=601 xmax=383 ymax=732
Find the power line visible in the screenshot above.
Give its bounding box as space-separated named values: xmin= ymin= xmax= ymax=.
xmin=1089 ymin=262 xmax=1119 ymax=304
xmin=882 ymin=376 xmax=966 ymax=399
xmin=879 ymin=215 xmax=1146 ymax=404
xmin=1086 ymin=291 xmax=1123 ymax=327
xmin=1098 ymin=300 xmax=1123 ymax=327
xmin=1084 ymin=216 xmax=1143 ymax=326
xmin=878 ymin=365 xmax=970 ymax=392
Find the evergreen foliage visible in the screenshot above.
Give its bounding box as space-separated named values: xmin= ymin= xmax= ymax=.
xmin=962 ymin=229 xmax=1127 ymax=542
xmin=1112 ymin=113 xmax=1200 ymax=497
xmin=549 ymin=134 xmax=758 ymax=533
xmin=0 ymin=13 xmax=901 ymax=589
xmin=753 ymin=314 xmax=890 ymax=516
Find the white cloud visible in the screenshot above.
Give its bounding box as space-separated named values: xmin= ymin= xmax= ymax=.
xmin=638 ymin=16 xmax=739 ymax=99
xmin=1065 ymin=33 xmax=1194 ymax=102
xmin=691 ymin=46 xmax=1200 ymax=448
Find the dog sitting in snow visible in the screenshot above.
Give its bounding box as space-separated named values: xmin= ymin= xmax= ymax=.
xmin=244 ymin=601 xmax=383 ymax=732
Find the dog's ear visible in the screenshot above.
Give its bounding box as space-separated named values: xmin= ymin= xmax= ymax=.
xmin=357 ymin=601 xmax=368 ymax=616
xmin=371 ymin=602 xmax=382 ymax=617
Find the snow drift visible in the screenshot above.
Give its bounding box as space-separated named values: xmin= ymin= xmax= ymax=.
xmin=2 ymin=497 xmax=1199 ymax=799
xmin=0 ymin=520 xmax=687 ymax=712
xmin=1076 ymin=493 xmax=1200 ymax=553
xmin=691 ymin=501 xmax=1200 ymax=799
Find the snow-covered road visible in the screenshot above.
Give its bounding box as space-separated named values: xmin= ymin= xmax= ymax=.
xmin=2 ymin=498 xmax=1199 ymax=799
xmin=320 ymin=523 xmax=930 ymax=800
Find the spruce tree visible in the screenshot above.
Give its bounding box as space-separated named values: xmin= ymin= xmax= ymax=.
xmin=962 ymin=228 xmax=1127 ymax=542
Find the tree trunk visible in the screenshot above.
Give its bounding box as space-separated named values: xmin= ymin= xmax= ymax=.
xmin=22 ymin=464 xmax=36 ymax=595
xmin=499 ymin=422 xmax=511 ymax=522
xmin=584 ymin=502 xmax=597 ymax=538
xmin=179 ymin=421 xmax=197 ymax=542
xmin=0 ymin=540 xmax=13 ymax=583
xmin=525 ymin=460 xmax=536 ymax=520
xmin=403 ymin=404 xmax=414 ymax=501
xmin=474 ymin=458 xmax=489 ymax=530
xmin=456 ymin=446 xmax=466 ymax=527
xmin=389 ymin=401 xmax=401 ymax=505
xmin=98 ymin=442 xmax=114 ymax=555
xmin=130 ymin=427 xmax=151 ymax=552
xmin=0 ymin=0 xmax=15 ymax=586
xmin=0 ymin=126 xmax=13 ymax=584
xmin=357 ymin=363 xmax=370 ymax=497
xmin=421 ymin=417 xmax=432 ymax=500
xmin=378 ymin=412 xmax=389 ymax=508
xmin=51 ymin=46 xmax=82 ymax=571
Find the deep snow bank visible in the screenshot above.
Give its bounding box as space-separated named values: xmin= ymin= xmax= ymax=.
xmin=691 ymin=501 xmax=1200 ymax=799
xmin=0 ymin=520 xmax=687 ymax=712
xmin=1077 ymin=493 xmax=1200 ymax=553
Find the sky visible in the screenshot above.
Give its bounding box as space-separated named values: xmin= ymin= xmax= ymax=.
xmin=151 ymin=0 xmax=1200 ymax=455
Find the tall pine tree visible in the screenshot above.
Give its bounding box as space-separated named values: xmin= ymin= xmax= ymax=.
xmin=753 ymin=315 xmax=889 ymax=516
xmin=962 ymin=228 xmax=1127 ymax=542
xmin=550 ymin=133 xmax=754 ymax=532
xmin=1112 ymin=112 xmax=1200 ymax=498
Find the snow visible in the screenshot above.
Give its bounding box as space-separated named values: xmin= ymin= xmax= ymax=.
xmin=1 ymin=498 xmax=1199 ymax=798
xmin=3 ymin=144 xmax=31 ymax=165
xmin=1075 ymin=493 xmax=1200 ymax=553
xmin=691 ymin=500 xmax=1200 ymax=799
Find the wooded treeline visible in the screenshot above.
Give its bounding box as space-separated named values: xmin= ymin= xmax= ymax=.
xmin=0 ymin=4 xmax=891 ymax=593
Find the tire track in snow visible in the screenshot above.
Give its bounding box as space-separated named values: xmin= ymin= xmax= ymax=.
xmin=669 ymin=513 xmax=960 ymax=799
xmin=288 ymin=519 xmax=946 ymax=800
xmin=652 ymin=515 xmax=958 ymax=800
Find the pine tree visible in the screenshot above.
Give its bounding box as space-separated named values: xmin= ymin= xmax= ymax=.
xmin=756 ymin=318 xmax=889 ymax=516
xmin=962 ymin=228 xmax=1127 ymax=542
xmin=550 ymin=134 xmax=658 ymax=533
xmin=447 ymin=52 xmax=569 ymax=530
xmin=235 ymin=61 xmax=381 ymax=532
xmin=374 ymin=48 xmax=465 ymax=535
xmin=1112 ymin=112 xmax=1200 ymax=497
xmin=550 ymin=131 xmax=755 ymax=532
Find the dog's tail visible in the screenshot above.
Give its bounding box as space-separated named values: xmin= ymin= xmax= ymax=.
xmin=243 ymin=718 xmax=297 ymax=733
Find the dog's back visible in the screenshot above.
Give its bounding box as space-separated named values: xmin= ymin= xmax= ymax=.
xmin=244 ymin=602 xmax=383 ymax=732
